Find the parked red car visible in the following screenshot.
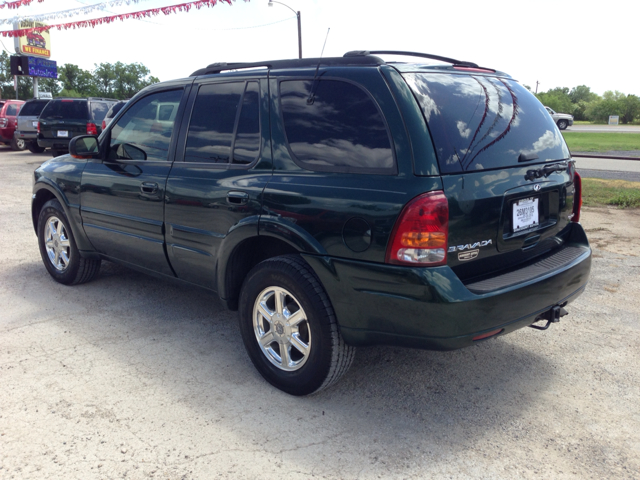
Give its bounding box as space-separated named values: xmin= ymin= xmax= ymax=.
xmin=0 ymin=100 xmax=25 ymax=150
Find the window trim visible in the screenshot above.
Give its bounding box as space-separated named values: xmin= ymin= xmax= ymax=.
xmin=277 ymin=76 xmax=397 ymax=175
xmin=180 ymin=79 xmax=262 ymax=168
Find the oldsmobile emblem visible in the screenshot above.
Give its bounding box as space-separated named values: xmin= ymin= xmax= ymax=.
xmin=458 ymin=249 xmax=479 ymax=261
xmin=534 ymin=184 xmax=541 ymax=192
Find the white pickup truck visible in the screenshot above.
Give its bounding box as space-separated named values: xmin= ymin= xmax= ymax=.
xmin=545 ymin=106 xmax=574 ymax=130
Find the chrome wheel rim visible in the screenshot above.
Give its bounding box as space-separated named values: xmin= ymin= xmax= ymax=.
xmin=253 ymin=286 xmax=311 ymax=371
xmin=44 ymin=216 xmax=71 ymax=271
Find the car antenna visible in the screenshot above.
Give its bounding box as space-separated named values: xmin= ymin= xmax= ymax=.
xmin=307 ymin=28 xmax=330 ymax=105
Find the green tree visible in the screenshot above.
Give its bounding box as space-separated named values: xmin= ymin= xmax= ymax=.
xmin=568 ymin=85 xmax=600 ymax=121
xmin=536 ymin=87 xmax=573 ymax=115
xmin=112 ymin=61 xmax=159 ymax=99
xmin=585 ymin=90 xmax=627 ymax=123
xmin=92 ymin=62 xmax=117 ymax=98
xmin=58 ymin=64 xmax=94 ymax=96
xmin=619 ymin=94 xmax=640 ymax=124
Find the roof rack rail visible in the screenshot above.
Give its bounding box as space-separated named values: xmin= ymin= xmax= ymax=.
xmin=190 ymin=55 xmax=385 ymax=77
xmin=344 ymin=50 xmax=481 ymax=69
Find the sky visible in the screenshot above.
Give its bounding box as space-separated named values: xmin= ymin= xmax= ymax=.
xmin=1 ymin=0 xmax=639 ymax=97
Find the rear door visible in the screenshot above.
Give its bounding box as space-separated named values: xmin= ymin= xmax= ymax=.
xmin=402 ymin=72 xmax=578 ymax=281
xmin=164 ymin=76 xmax=271 ymax=290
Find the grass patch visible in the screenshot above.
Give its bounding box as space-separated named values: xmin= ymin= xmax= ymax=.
xmin=563 ymin=132 xmax=640 ymax=152
xmin=582 ymin=178 xmax=640 ymax=208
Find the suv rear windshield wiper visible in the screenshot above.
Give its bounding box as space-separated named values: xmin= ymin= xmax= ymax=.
xmin=525 ymin=161 xmax=569 ymax=181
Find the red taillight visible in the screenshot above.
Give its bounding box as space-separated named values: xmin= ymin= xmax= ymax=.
xmin=0 ymin=118 xmax=7 ymax=128
xmin=101 ymin=120 xmax=106 ymax=130
xmin=87 ymin=122 xmax=98 ymax=135
xmin=37 ymin=121 xmax=40 ymax=133
xmin=572 ymin=171 xmax=582 ymax=223
xmin=386 ymin=191 xmax=449 ymax=266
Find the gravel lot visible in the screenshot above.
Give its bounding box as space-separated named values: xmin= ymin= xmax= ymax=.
xmin=1 ymin=149 xmax=639 ymax=479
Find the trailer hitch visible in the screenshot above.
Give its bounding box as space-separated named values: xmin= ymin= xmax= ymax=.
xmin=529 ymin=304 xmax=568 ymax=331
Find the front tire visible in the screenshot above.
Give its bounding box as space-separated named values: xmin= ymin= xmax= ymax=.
xmin=557 ymin=119 xmax=568 ymax=130
xmin=37 ymin=199 xmax=101 ymax=285
xmin=239 ymin=255 xmax=355 ymax=395
xmin=10 ymin=138 xmax=26 ymax=151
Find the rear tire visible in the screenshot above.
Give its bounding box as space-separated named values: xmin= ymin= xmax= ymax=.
xmin=10 ymin=138 xmax=26 ymax=151
xmin=27 ymin=141 xmax=45 ymax=153
xmin=557 ymin=119 xmax=568 ymax=130
xmin=239 ymin=255 xmax=355 ymax=395
xmin=37 ymin=199 xmax=101 ymax=285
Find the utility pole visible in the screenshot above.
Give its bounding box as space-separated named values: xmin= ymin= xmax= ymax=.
xmin=535 ymin=81 xmax=540 ymax=94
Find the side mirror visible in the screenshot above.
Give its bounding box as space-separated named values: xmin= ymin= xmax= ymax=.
xmin=69 ymin=135 xmax=100 ymax=159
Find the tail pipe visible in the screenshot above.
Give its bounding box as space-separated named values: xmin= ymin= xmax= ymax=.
xmin=529 ymin=303 xmax=568 ymax=331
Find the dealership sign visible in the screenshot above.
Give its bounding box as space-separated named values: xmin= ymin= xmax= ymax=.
xmin=13 ymin=21 xmax=51 ymax=58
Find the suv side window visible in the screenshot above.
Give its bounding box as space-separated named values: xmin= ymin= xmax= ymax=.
xmin=280 ymin=79 xmax=395 ymax=174
xmin=108 ymin=89 xmax=182 ymax=162
xmin=184 ymin=81 xmax=260 ymax=165
xmin=6 ymin=104 xmax=20 ymax=116
xmin=90 ymin=101 xmax=110 ymax=123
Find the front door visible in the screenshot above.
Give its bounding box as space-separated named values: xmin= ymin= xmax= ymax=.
xmin=80 ymin=87 xmax=188 ymax=276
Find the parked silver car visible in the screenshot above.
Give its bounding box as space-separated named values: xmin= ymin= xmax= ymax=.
xmin=545 ymin=106 xmax=573 ymax=130
xmin=101 ymin=100 xmax=128 ymax=130
xmin=15 ymin=98 xmax=50 ymax=153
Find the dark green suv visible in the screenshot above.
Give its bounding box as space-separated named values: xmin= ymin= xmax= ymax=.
xmin=32 ymin=51 xmax=591 ymax=395
xmin=37 ymin=97 xmax=118 ymax=156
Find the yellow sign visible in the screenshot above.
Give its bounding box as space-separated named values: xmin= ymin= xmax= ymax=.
xmin=13 ymin=21 xmax=51 ymax=59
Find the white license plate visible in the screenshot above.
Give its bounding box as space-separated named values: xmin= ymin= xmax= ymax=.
xmin=32 ymin=121 xmax=38 ymax=128
xmin=513 ymin=197 xmax=539 ymax=232
xmin=57 ymin=130 xmax=68 ymax=138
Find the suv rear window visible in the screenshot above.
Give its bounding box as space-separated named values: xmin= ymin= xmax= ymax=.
xmin=18 ymin=100 xmax=49 ymax=116
xmin=403 ymin=73 xmax=570 ymax=173
xmin=280 ymin=79 xmax=395 ymax=174
xmin=41 ymin=100 xmax=88 ymax=120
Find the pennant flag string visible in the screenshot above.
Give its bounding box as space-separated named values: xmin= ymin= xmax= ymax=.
xmin=1 ymin=0 xmax=233 ymax=37
xmin=0 ymin=0 xmax=154 ymax=25
xmin=1 ymin=0 xmax=45 ymax=10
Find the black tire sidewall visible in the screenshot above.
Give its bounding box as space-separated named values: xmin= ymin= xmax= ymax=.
xmin=27 ymin=142 xmax=45 ymax=153
xmin=239 ymin=258 xmax=336 ymax=396
xmin=37 ymin=200 xmax=82 ymax=285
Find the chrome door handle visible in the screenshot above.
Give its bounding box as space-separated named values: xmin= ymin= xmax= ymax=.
xmin=141 ymin=182 xmax=158 ymax=194
xmin=227 ymin=191 xmax=249 ymax=205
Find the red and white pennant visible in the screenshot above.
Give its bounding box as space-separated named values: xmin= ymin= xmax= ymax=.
xmin=1 ymin=0 xmax=234 ymax=36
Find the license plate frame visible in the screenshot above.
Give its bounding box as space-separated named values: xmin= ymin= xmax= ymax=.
xmin=512 ymin=196 xmax=539 ymax=233
xmin=57 ymin=130 xmax=69 ymax=138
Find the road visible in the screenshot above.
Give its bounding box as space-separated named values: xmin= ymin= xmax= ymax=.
xmin=573 ymin=155 xmax=640 ymax=181
xmin=1 ymin=148 xmax=639 ymax=479
xmin=566 ymin=125 xmax=640 ymax=133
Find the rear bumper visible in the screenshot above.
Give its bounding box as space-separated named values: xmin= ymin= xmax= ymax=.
xmin=304 ymin=222 xmax=591 ymax=350
xmin=15 ymin=130 xmax=37 ymax=140
xmin=38 ymin=137 xmax=70 ymax=149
